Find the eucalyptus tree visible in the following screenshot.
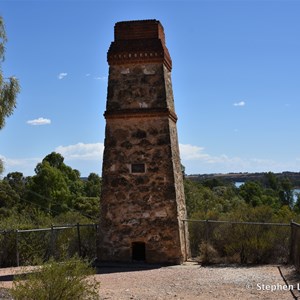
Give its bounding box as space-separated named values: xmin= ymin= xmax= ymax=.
xmin=0 ymin=16 xmax=20 ymax=173
xmin=28 ymin=160 xmax=72 ymax=215
xmin=4 ymin=171 xmax=26 ymax=197
xmin=0 ymin=179 xmax=19 ymax=216
xmin=27 ymin=153 xmax=85 ymax=216
xmin=84 ymin=173 xmax=101 ymax=197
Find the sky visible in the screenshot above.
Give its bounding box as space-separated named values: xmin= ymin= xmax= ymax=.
xmin=0 ymin=0 xmax=300 ymax=177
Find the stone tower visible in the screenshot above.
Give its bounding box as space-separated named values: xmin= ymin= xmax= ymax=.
xmin=98 ymin=20 xmax=189 ymax=264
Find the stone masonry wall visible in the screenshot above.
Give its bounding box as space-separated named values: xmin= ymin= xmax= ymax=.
xmin=98 ymin=20 xmax=189 ymax=264
xmin=100 ymin=116 xmax=184 ymax=263
xmin=107 ymin=64 xmax=169 ymax=111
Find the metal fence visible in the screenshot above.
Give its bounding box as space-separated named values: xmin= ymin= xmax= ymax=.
xmin=184 ymin=219 xmax=291 ymax=264
xmin=0 ymin=223 xmax=98 ymax=267
xmin=290 ymin=221 xmax=300 ymax=271
xmin=1 ymin=220 xmax=299 ymax=268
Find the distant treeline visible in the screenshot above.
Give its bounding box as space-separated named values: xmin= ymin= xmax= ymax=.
xmin=187 ymin=172 xmax=300 ymax=188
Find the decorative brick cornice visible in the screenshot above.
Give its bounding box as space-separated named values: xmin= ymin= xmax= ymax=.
xmin=107 ymin=20 xmax=172 ymax=71
xmin=104 ymin=108 xmax=178 ymax=123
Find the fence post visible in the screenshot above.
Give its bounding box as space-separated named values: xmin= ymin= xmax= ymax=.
xmin=95 ymin=224 xmax=99 ymax=258
xmin=205 ymin=220 xmax=209 ymax=262
xmin=205 ymin=219 xmax=209 ymax=244
xmin=16 ymin=229 xmax=19 ymax=267
xmin=182 ymin=220 xmax=187 ymax=261
xmin=50 ymin=224 xmax=54 ymax=259
xmin=290 ymin=222 xmax=294 ymax=264
xmin=77 ymin=223 xmax=82 ymax=257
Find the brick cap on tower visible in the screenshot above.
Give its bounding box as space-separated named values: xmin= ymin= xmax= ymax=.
xmin=107 ymin=19 xmax=172 ymax=71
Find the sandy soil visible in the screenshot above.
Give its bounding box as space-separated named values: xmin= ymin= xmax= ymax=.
xmin=0 ymin=263 xmax=299 ymax=299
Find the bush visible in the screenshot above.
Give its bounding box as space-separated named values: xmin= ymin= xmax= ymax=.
xmin=199 ymin=242 xmax=220 ymax=264
xmin=11 ymin=256 xmax=100 ymax=300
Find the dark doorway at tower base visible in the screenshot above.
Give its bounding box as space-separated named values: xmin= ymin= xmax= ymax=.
xmin=132 ymin=242 xmax=146 ymax=262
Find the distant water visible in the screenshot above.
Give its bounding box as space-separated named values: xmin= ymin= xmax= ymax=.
xmin=235 ymin=182 xmax=300 ymax=203
xmin=294 ymin=189 xmax=300 ymax=202
xmin=235 ymin=182 xmax=244 ymax=188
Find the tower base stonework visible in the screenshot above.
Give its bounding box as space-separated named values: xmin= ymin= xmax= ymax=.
xmin=98 ymin=20 xmax=189 ymax=264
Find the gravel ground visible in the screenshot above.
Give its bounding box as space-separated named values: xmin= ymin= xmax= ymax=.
xmin=98 ymin=263 xmax=295 ymax=300
xmin=0 ymin=263 xmax=298 ymax=299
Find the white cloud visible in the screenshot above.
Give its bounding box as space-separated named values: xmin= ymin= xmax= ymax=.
xmin=55 ymin=142 xmax=104 ymax=161
xmin=0 ymin=142 xmax=104 ymax=177
xmin=178 ymin=143 xmax=297 ymax=174
xmin=179 ymin=144 xmax=241 ymax=165
xmin=1 ymin=141 xmax=300 ymax=177
xmin=233 ymin=101 xmax=246 ymax=107
xmin=0 ymin=155 xmax=41 ymax=176
xmin=27 ymin=117 xmax=51 ymax=126
xmin=179 ymin=144 xmax=209 ymax=160
xmin=58 ymin=72 xmax=68 ymax=79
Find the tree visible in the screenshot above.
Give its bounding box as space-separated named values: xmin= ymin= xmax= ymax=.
xmin=239 ymin=181 xmax=263 ymax=207
xmin=0 ymin=180 xmax=19 ymax=216
xmin=84 ymin=173 xmax=101 ymax=197
xmin=0 ymin=16 xmax=20 ymax=173
xmin=41 ymin=152 xmax=84 ymax=198
xmin=26 ymin=153 xmax=88 ymax=216
xmin=43 ymin=152 xmax=65 ymax=169
xmin=278 ymin=177 xmax=293 ymax=207
xmin=66 ymin=173 xmax=102 ymax=220
xmin=73 ymin=196 xmax=100 ymax=220
xmin=4 ymin=171 xmax=26 ymax=198
xmin=202 ymin=178 xmax=225 ymax=189
xmin=28 ymin=161 xmax=71 ymax=215
xmin=264 ymin=172 xmax=279 ymax=190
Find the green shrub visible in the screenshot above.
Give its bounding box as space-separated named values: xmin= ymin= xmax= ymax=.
xmin=11 ymin=256 xmax=100 ymax=300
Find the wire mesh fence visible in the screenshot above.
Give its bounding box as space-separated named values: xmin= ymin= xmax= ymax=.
xmin=184 ymin=219 xmax=291 ymax=264
xmin=0 ymin=229 xmax=16 ymax=267
xmin=0 ymin=223 xmax=98 ymax=267
xmin=0 ymin=220 xmax=298 ymax=268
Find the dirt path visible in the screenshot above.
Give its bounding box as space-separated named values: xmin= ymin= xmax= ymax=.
xmin=0 ymin=263 xmax=298 ymax=299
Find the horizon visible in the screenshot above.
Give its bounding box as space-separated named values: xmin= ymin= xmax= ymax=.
xmin=1 ymin=0 xmax=300 ymax=177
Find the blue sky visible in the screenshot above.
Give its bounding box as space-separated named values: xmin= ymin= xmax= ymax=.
xmin=0 ymin=0 xmax=300 ymax=177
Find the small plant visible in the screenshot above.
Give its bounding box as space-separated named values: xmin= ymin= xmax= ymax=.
xmin=11 ymin=256 xmax=100 ymax=300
